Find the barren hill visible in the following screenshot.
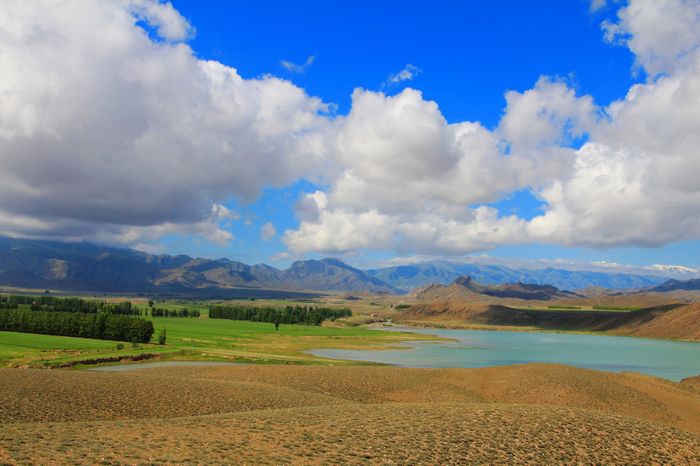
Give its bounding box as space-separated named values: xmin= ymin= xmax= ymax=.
xmin=400 ymin=301 xmax=700 ymax=341
xmin=416 ymin=275 xmax=582 ymax=302
xmin=1 ymin=364 xmax=700 ymax=464
xmin=613 ymin=302 xmax=700 ymax=340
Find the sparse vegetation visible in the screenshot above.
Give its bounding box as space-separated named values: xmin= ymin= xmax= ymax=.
xmin=593 ymin=304 xmax=641 ymax=311
xmin=1 ymin=364 xmax=699 ymax=464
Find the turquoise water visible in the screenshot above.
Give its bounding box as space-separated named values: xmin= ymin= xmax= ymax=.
xmin=308 ymin=326 xmax=700 ymax=381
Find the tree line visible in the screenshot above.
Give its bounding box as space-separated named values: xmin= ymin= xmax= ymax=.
xmin=0 ymin=308 xmax=154 ymax=342
xmin=209 ymin=305 xmax=351 ymax=325
xmin=0 ymin=294 xmax=142 ymax=315
xmin=149 ymin=307 xmax=200 ymax=318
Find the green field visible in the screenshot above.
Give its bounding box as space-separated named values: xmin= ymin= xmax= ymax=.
xmin=0 ymin=311 xmax=429 ymax=368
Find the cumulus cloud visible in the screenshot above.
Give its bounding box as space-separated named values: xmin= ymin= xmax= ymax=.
xmin=384 ymin=64 xmax=422 ymax=87
xmin=280 ymin=55 xmax=315 ymax=73
xmin=284 ymin=0 xmax=700 ymax=256
xmin=602 ymin=0 xmax=700 ymax=76
xmin=126 ymin=0 xmax=194 ymax=41
xmin=260 ymin=222 xmax=276 ymax=241
xmin=0 ymin=0 xmax=329 ymax=247
xmin=282 ymin=80 xmax=591 ymax=254
xmin=2 ymin=0 xmax=700 ymax=260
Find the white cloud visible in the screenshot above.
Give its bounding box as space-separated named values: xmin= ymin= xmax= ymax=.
xmin=126 ymin=0 xmax=194 ymax=41
xmin=602 ymin=0 xmax=700 ymax=77
xmin=384 ymin=64 xmax=422 ymax=87
xmin=647 ymin=264 xmax=699 ymax=274
xmin=284 ymin=0 xmax=700 ymax=256
xmin=0 ymin=0 xmax=329 ymax=247
xmin=282 ymin=81 xmax=590 ymax=254
xmin=3 ymin=0 xmax=700 ymax=260
xmin=590 ymin=0 xmax=607 ymax=12
xmin=280 ymin=55 xmax=315 ymax=73
xmin=260 ymin=222 xmax=276 ymax=241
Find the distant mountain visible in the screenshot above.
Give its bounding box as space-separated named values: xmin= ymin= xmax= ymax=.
xmin=369 ymin=261 xmax=668 ymax=291
xmin=0 ymin=237 xmax=398 ymax=295
xmin=417 ymin=275 xmax=582 ymax=302
xmin=0 ymin=237 xmax=684 ymax=296
xmin=282 ymin=258 xmax=400 ymax=293
xmin=649 ymin=278 xmax=700 ymax=293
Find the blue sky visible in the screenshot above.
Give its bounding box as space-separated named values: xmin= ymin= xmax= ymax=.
xmin=3 ymin=0 xmax=700 ymax=272
xmin=155 ymin=0 xmax=696 ymax=268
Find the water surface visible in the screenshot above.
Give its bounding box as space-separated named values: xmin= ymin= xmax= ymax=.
xmin=309 ymin=326 xmax=700 ymax=381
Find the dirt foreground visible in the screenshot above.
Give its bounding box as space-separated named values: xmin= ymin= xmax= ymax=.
xmin=1 ymin=364 xmax=700 ymax=464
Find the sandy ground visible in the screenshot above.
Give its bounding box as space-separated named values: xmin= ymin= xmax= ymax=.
xmin=1 ymin=364 xmax=700 ymax=464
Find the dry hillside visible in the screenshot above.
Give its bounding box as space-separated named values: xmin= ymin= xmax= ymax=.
xmin=400 ymin=301 xmax=700 ymax=341
xmin=1 ymin=364 xmax=700 ymax=464
xmin=614 ymin=302 xmax=700 ymax=340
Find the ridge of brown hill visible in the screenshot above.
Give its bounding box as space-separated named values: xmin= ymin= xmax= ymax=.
xmin=416 ymin=275 xmax=582 ymax=302
xmin=613 ymin=302 xmax=700 ymax=340
xmin=682 ymin=375 xmax=700 ymax=393
xmin=401 ymin=301 xmax=700 ymax=340
xmin=144 ymin=363 xmax=700 ymax=433
xmin=0 ymin=364 xmax=700 ymax=464
xmin=3 ymin=364 xmax=700 ymax=433
xmin=3 ymin=403 xmax=699 ymax=465
xmin=0 ymin=369 xmax=347 ymax=423
xmin=2 ymin=364 xmax=700 ymax=464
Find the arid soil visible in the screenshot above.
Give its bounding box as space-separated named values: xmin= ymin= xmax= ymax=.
xmin=1 ymin=364 xmax=700 ymax=464
xmin=615 ymin=302 xmax=700 ymax=340
xmin=400 ymin=301 xmax=700 ymax=341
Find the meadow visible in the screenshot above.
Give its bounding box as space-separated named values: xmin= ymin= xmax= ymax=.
xmin=0 ymin=299 xmax=429 ymax=368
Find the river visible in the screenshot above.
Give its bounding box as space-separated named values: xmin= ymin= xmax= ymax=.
xmin=308 ymin=326 xmax=700 ymax=381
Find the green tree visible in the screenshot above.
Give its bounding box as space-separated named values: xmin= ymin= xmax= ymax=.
xmin=158 ymin=328 xmax=167 ymax=345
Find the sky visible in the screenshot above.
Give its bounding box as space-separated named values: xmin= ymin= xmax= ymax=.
xmin=1 ymin=0 xmax=700 ymax=272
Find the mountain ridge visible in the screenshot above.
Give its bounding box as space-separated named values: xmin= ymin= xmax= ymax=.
xmin=0 ymin=237 xmax=400 ymax=295
xmin=0 ymin=237 xmax=697 ymax=296
xmin=368 ymin=261 xmax=673 ymax=291
xmin=416 ymin=275 xmax=582 ymax=302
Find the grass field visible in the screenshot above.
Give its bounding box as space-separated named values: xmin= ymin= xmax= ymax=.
xmin=0 ymin=310 xmax=432 ymax=368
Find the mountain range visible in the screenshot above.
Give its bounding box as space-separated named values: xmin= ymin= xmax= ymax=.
xmin=367 ymin=261 xmax=671 ymax=291
xmin=0 ymin=237 xmax=400 ymax=296
xmin=0 ymin=237 xmax=696 ymax=296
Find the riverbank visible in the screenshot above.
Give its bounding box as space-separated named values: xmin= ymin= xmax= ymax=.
xmin=396 ymin=301 xmax=700 ymax=342
xmin=0 ymin=317 xmax=441 ymax=369
xmin=311 ymin=325 xmax=700 ymax=381
xmin=392 ymin=319 xmax=699 ymax=342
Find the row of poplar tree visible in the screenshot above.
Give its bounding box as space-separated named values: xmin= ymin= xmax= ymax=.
xmin=209 ymin=304 xmax=351 ymax=325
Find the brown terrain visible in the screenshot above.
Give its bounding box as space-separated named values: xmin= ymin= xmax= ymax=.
xmin=400 ymin=301 xmax=700 ymax=340
xmin=396 ymin=276 xmax=700 ymax=341
xmin=1 ymin=364 xmax=700 ymax=464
